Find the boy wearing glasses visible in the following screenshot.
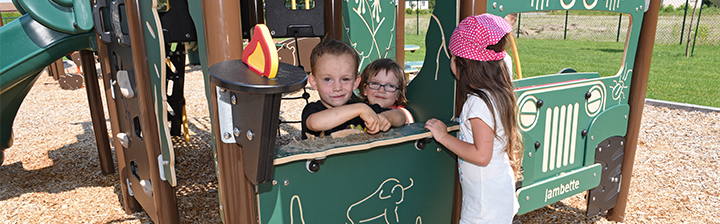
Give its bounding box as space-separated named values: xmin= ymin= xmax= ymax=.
xmin=301 ymin=40 xmax=406 ymax=139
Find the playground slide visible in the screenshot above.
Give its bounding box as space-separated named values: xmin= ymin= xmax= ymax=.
xmin=0 ymin=13 xmax=95 ymax=164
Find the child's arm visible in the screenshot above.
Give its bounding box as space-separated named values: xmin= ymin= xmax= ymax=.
xmin=378 ymin=109 xmax=407 ymax=127
xmin=425 ymin=118 xmax=494 ymax=166
xmin=306 ymin=103 xmax=381 ymax=134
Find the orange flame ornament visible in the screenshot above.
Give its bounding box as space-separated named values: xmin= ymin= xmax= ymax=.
xmin=242 ymin=24 xmax=279 ymax=79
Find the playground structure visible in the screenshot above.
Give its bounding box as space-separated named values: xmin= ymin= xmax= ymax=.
xmin=0 ymin=0 xmax=662 ymax=223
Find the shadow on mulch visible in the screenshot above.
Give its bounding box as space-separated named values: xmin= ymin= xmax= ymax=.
xmin=0 ymin=121 xmax=118 ymax=201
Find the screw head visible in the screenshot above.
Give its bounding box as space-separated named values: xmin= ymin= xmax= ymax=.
xmin=246 ymin=130 xmax=254 ymax=141
xmin=526 ymin=196 xmax=530 ymax=201
xmin=231 ymin=95 xmax=237 ymax=105
xmin=185 ymin=33 xmax=191 ymax=38
xmin=499 ymin=5 xmax=503 ymax=11
xmin=223 ymin=132 xmax=231 ymax=139
xmin=437 ymin=148 xmax=441 ymax=152
xmin=493 ymin=2 xmax=497 ymax=8
xmin=284 ymin=180 xmax=289 ymax=186
xmin=272 ymin=180 xmax=278 ymax=185
xmin=529 ymin=152 xmax=532 ymax=157
xmin=233 ymin=127 xmax=241 ymax=138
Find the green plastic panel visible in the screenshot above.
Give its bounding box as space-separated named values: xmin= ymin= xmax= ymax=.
xmin=137 ymin=0 xmax=176 ymax=186
xmin=404 ymin=0 xmax=457 ymax=122
xmin=259 ymin=140 xmax=456 ymax=223
xmin=584 ymin=104 xmax=630 ymax=166
xmin=342 ymin=0 xmax=397 ymax=72
xmin=14 ymin=0 xmax=93 ymax=34
xmin=517 ymin=163 xmax=602 ymax=215
xmin=514 ymin=72 xmax=600 ymax=89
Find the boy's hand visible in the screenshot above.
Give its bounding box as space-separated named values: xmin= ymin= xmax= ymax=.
xmin=376 ymin=113 xmax=392 ymax=132
xmin=359 ymin=106 xmax=381 ymax=134
xmin=424 ymin=118 xmax=449 ymax=142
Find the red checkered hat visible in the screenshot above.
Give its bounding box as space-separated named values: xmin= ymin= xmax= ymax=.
xmin=449 ymin=13 xmax=512 ymax=61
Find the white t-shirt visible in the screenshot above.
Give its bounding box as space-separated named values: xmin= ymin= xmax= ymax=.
xmin=457 ymin=92 xmax=519 ymax=224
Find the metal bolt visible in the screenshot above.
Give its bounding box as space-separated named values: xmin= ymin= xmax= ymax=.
xmin=272 ymin=180 xmax=278 ymax=185
xmin=231 ymin=95 xmax=237 ymax=105
xmin=437 ymin=148 xmax=441 ymax=152
xmin=635 ymin=7 xmax=638 ymax=12
xmin=234 ymin=127 xmax=241 ymax=138
xmin=594 ymin=173 xmax=597 ymax=177
xmin=640 ymin=5 xmax=643 ymax=10
xmin=493 ymin=2 xmax=497 ymax=8
xmin=220 ymin=205 xmax=223 ymax=210
xmin=591 ymin=136 xmax=594 ymax=140
xmin=592 ymin=197 xmax=596 ymax=201
xmin=220 ymin=88 xmax=226 ymax=92
xmin=526 ymin=196 xmax=530 ymax=201
xmin=271 ymin=30 xmax=276 ymax=35
xmin=499 ymin=5 xmax=503 ymax=11
xmin=625 ymin=115 xmax=628 ymax=119
xmin=246 ymin=130 xmax=254 ymax=141
xmin=598 ymin=147 xmax=602 ymax=152
xmin=620 ymin=141 xmax=624 ymax=146
xmin=223 ymin=132 xmax=231 ymax=139
xmin=529 ymin=152 xmax=532 ymax=157
xmin=162 ymin=160 xmax=169 ymax=165
xmin=185 ymin=33 xmax=191 ymax=38
xmin=284 ymin=180 xmax=289 ymax=186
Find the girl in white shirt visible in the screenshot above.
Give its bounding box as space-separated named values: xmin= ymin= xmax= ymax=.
xmin=424 ymin=13 xmax=524 ymax=224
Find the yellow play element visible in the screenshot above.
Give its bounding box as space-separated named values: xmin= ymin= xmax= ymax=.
xmin=242 ymin=24 xmax=279 ymax=79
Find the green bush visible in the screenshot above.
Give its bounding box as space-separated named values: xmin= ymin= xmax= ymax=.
xmin=662 ymin=5 xmax=676 ymax=13
xmin=405 ymin=8 xmax=414 ymax=14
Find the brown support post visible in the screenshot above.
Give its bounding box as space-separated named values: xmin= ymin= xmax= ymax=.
xmin=607 ymin=0 xmax=661 ymax=221
xmin=396 ymin=0 xmax=405 ymax=68
xmin=324 ymin=0 xmax=343 ymax=40
xmin=460 ymin=0 xmax=486 ymax=19
xmin=125 ymin=0 xmax=180 ymax=223
xmin=79 ymin=50 xmax=115 ymax=175
xmin=95 ymin=33 xmax=142 ymax=213
xmin=202 ymin=1 xmax=258 ymax=223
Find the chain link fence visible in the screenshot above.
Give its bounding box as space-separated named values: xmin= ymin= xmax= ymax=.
xmin=513 ymin=5 xmax=720 ymax=46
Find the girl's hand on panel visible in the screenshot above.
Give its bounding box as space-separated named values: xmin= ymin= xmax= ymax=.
xmin=424 ymin=118 xmax=449 ymax=142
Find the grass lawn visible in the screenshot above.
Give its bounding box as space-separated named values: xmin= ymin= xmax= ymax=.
xmin=404 ymin=34 xmax=720 ymax=108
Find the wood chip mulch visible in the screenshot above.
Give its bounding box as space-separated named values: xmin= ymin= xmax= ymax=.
xmin=1 ymin=64 xmax=718 ymax=223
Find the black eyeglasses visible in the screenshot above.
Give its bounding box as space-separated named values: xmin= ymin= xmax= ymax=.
xmin=366 ymin=81 xmax=399 ymax=92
